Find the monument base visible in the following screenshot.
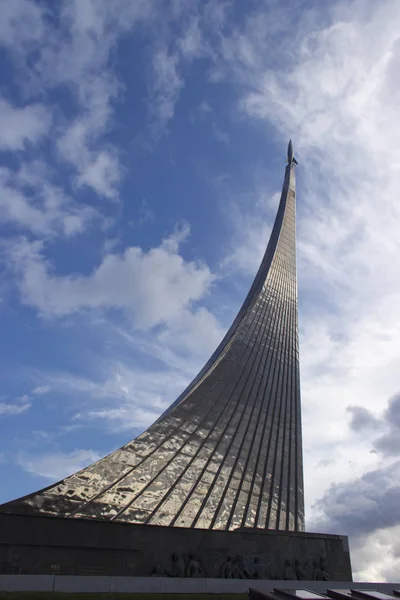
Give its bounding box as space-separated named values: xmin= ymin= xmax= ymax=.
xmin=0 ymin=512 xmax=351 ymax=581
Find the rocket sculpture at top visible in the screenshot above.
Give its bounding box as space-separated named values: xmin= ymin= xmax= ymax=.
xmin=287 ymin=139 xmax=298 ymax=165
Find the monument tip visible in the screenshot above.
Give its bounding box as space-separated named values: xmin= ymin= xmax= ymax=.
xmin=287 ymin=139 xmax=298 ymax=165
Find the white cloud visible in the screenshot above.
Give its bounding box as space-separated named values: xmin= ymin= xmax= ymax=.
xmin=146 ymin=2 xmax=228 ymax=132
xmin=198 ymin=100 xmax=212 ymax=115
xmin=54 ymin=365 xmax=189 ymax=432
xmin=0 ymin=384 xmax=51 ymax=415
xmin=148 ymin=46 xmax=184 ymax=132
xmin=57 ymin=113 xmax=121 ymax=201
xmin=26 ymin=304 xmax=225 ymax=434
xmin=18 ymin=448 xmax=101 ymax=480
xmin=76 ymin=151 xmax=121 ymax=200
xmin=0 ymin=99 xmax=51 ymax=151
xmin=222 ymin=188 xmax=280 ymax=276
xmin=211 ymin=121 xmax=230 ymax=145
xmin=0 ymin=402 xmax=30 ymax=415
xmin=178 ymin=16 xmax=203 ymax=58
xmin=33 ymin=345 xmax=195 ymax=432
xmin=352 ymin=525 xmax=400 ymax=583
xmin=0 ymin=164 xmax=100 ymax=237
xmin=8 ymin=224 xmax=216 ymax=327
xmin=0 ymin=0 xmax=45 ymax=49
xmin=43 ymin=0 xmax=153 ymax=197
xmin=32 ymin=385 xmax=51 ymax=396
xmin=1 ymin=0 xmax=155 ymax=199
xmin=16 ymin=394 xmax=30 ymax=403
xmin=156 ymin=305 xmax=224 ymax=357
xmin=0 ymin=386 xmax=50 ymax=418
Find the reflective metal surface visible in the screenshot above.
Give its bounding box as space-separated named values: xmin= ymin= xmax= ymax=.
xmin=0 ymin=154 xmax=305 ymax=531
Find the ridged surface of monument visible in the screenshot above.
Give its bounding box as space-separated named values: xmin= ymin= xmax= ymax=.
xmin=1 ymin=144 xmax=304 ymax=532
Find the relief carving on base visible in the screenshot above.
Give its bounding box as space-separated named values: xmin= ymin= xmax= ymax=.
xmin=152 ymin=552 xmax=207 ymax=578
xmin=152 ymin=550 xmax=332 ymax=580
xmin=313 ymin=556 xmax=330 ymax=581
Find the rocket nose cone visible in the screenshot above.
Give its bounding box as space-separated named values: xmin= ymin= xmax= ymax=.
xmin=287 ymin=139 xmax=294 ymax=161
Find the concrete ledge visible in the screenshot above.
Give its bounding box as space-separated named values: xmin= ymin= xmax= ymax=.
xmin=0 ymin=574 xmax=54 ymax=591
xmin=54 ymin=575 xmax=111 ymax=593
xmin=162 ymin=577 xmax=208 ymax=593
xmin=0 ymin=575 xmax=399 ymax=593
xmin=205 ymin=578 xmax=251 ymax=594
xmin=110 ymin=576 xmax=161 ymax=594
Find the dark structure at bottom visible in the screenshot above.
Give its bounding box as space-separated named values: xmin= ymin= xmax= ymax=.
xmin=0 ymin=512 xmax=351 ymax=581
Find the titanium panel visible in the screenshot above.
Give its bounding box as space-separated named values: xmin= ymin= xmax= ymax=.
xmin=0 ymin=143 xmax=305 ymax=531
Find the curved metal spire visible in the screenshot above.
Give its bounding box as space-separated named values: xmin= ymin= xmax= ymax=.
xmin=0 ymin=149 xmax=305 ymax=532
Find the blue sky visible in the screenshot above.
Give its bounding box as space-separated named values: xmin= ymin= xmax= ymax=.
xmin=1 ymin=0 xmax=400 ymax=582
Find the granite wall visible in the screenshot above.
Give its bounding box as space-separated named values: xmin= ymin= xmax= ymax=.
xmin=0 ymin=513 xmax=352 ymax=581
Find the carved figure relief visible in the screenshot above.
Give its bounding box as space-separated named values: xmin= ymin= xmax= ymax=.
xmin=220 ymin=555 xmax=253 ymax=579
xmin=320 ymin=557 xmax=330 ymax=581
xmin=186 ymin=553 xmax=205 ymax=578
xmin=152 ymin=547 xmax=335 ymax=581
xmin=252 ymin=556 xmax=265 ymax=580
xmin=161 ymin=552 xmax=206 ymax=578
xmin=219 ymin=555 xmax=235 ymax=578
xmin=168 ymin=553 xmax=186 ymax=577
xmin=295 ymin=558 xmax=309 ymax=580
xmin=151 ymin=563 xmax=164 ymax=577
xmin=230 ymin=555 xmax=247 ymax=579
xmin=312 ymin=556 xmax=330 ymax=581
xmin=284 ymin=559 xmax=297 ymax=580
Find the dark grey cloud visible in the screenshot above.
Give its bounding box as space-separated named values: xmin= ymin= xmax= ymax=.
xmin=383 ymin=393 xmax=400 ymax=428
xmin=347 ymin=392 xmax=400 ymax=457
xmin=319 ymin=393 xmax=400 ymax=580
xmin=373 ymin=393 xmax=400 ymax=457
xmin=374 ymin=430 xmax=400 ymax=457
xmin=391 ymin=538 xmax=400 ymax=559
xmin=347 ymin=405 xmax=382 ymax=432
xmin=310 ymin=461 xmax=400 ymax=537
xmin=317 ymin=458 xmax=334 ymax=468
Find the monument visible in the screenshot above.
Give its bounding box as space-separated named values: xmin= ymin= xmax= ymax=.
xmin=0 ymin=141 xmax=352 ymax=580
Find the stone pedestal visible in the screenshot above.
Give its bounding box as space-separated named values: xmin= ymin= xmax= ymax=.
xmin=0 ymin=513 xmax=351 ymax=581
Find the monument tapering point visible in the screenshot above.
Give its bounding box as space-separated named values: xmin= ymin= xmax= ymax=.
xmin=1 ymin=140 xmax=304 ymax=532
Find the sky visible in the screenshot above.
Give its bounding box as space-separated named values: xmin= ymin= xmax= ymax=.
xmin=1 ymin=0 xmax=400 ymax=583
